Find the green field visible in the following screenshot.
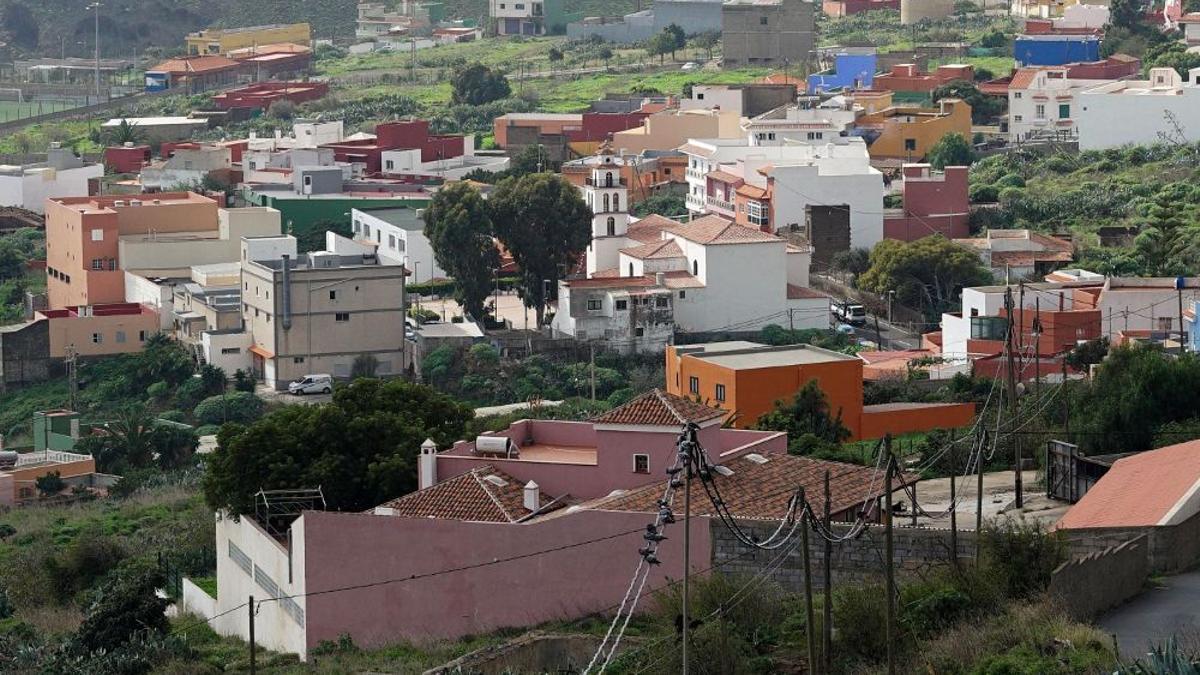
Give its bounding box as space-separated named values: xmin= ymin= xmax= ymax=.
xmin=0 ymin=99 xmax=86 ymax=124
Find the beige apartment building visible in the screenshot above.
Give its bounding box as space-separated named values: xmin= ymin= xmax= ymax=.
xmin=241 ymin=249 xmax=408 ymax=389
xmin=612 ymin=109 xmax=742 ymax=154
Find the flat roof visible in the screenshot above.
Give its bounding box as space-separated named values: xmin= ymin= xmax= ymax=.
xmin=683 ymin=342 xmax=859 ymax=369
xmin=355 ymin=206 xmax=424 ymax=230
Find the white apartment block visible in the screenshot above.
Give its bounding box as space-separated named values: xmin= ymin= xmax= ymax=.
xmin=681 ymin=137 xmax=884 ymax=250
xmin=0 ymin=146 xmax=102 ymax=213
xmin=742 ymin=103 xmax=858 ymax=146
xmin=1077 ymin=68 xmax=1200 ymax=150
xmin=1007 ymin=67 xmax=1112 ymax=142
xmin=350 ymin=207 xmax=443 ymax=282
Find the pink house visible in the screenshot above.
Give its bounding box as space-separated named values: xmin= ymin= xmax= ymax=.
xmin=874 ymin=64 xmax=974 ymax=94
xmin=883 ymin=163 xmax=970 ymax=241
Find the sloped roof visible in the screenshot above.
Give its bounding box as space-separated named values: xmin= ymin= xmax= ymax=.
xmin=627 ymin=214 xmax=679 ymax=244
xmin=621 ymin=239 xmax=683 ymax=260
xmin=1056 ymin=440 xmax=1200 ymax=529
xmin=592 ymin=389 xmax=726 ymax=427
xmin=377 ymin=465 xmax=559 ymax=523
xmin=591 ymin=453 xmax=914 ymax=520
xmin=667 ymin=215 xmax=781 ymax=246
xmin=150 ymin=55 xmax=241 ymax=75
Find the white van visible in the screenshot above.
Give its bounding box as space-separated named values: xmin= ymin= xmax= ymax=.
xmin=288 ymin=374 xmax=333 ymax=395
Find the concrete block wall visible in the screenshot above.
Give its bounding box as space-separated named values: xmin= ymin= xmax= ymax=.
xmin=710 ymin=518 xmax=976 ymax=591
xmin=1061 ymin=508 xmax=1200 ymax=575
xmin=1050 ymin=535 xmax=1147 ymax=620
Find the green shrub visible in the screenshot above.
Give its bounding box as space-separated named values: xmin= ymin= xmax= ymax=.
xmin=193 ymin=392 xmax=264 ymax=426
xmin=146 ymin=381 xmax=170 ymax=401
xmin=969 ymin=184 xmax=999 ymax=203
xmin=979 ymin=519 xmax=1065 ymax=599
xmin=832 ymin=584 xmax=888 ymax=662
xmin=157 ymin=410 xmax=186 ymax=423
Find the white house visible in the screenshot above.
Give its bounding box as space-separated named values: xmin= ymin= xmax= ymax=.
xmin=0 ymin=145 xmax=103 ymax=213
xmin=378 ymin=143 xmax=512 ymax=180
xmin=681 ymin=136 xmax=884 ymax=250
xmin=350 ymin=206 xmax=444 ymax=281
xmin=554 ymin=214 xmax=827 ymax=353
xmin=1006 ymin=67 xmax=1114 ymax=142
xmin=742 ymin=102 xmax=858 ymax=146
xmin=1076 ymin=67 xmax=1200 ymax=150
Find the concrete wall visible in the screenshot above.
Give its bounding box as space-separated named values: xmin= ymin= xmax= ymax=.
xmin=179 ymin=577 xmax=218 ymax=620
xmin=712 ymin=519 xmax=977 ymax=590
xmin=44 ymin=308 xmax=159 ymax=357
xmin=0 ymin=319 xmax=52 ymax=392
xmin=124 ymin=272 xmax=175 ymax=330
xmin=1077 ymin=81 xmax=1200 ymax=151
xmin=722 ymin=0 xmax=815 ymax=68
xmin=1050 ymin=535 xmax=1147 ymax=620
xmin=203 ymin=329 xmax=253 ymax=374
xmin=1060 ymin=508 xmax=1200 ymax=574
xmin=0 ymin=164 xmax=103 ymax=213
xmin=769 ymin=162 xmax=885 ymax=250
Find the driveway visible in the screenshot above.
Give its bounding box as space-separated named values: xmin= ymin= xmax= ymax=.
xmin=1100 ymin=571 xmax=1200 ymax=660
xmin=255 ymin=383 xmax=331 ymax=406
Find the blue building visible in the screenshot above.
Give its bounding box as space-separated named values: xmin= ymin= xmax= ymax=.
xmin=1014 ymin=34 xmax=1101 ymax=67
xmin=807 ymin=52 xmax=877 ymax=94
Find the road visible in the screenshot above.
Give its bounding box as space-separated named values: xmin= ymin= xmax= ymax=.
xmin=846 ymin=316 xmax=922 ymax=351
xmin=1100 ymin=571 xmax=1200 ymax=660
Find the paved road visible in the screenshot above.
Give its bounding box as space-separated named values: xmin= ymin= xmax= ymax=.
xmin=1100 ymin=571 xmax=1200 ymax=660
xmin=843 ymin=315 xmax=921 ymax=350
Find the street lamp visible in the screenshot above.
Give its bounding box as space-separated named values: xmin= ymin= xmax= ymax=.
xmin=492 ymin=267 xmax=500 ymax=323
xmin=888 ymin=290 xmax=896 ymax=324
xmin=87 ymin=2 xmax=102 ymax=102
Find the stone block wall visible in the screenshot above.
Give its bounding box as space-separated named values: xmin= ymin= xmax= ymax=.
xmin=1050 ymin=535 xmax=1147 ymax=620
xmin=710 ymin=518 xmax=977 ymax=592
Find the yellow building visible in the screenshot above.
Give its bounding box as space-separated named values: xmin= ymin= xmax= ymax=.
xmin=186 ymin=23 xmax=311 ymax=56
xmin=856 ymin=98 xmax=972 ymax=162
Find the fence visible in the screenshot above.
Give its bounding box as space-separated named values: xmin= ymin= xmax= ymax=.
xmin=159 ymin=545 xmax=217 ymax=600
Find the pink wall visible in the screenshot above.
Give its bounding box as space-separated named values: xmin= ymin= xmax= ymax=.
xmin=301 ymin=509 xmax=713 ymax=649
xmin=884 ymin=165 xmax=970 ymax=241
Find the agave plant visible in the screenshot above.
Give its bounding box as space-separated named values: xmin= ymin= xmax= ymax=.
xmin=1123 ymin=637 xmax=1200 ymax=675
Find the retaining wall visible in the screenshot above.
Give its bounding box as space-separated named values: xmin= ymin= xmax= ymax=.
xmin=1050 ymin=535 xmax=1147 ymax=620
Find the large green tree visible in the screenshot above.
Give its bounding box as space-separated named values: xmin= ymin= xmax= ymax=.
xmin=450 ymin=64 xmax=511 ymax=106
xmin=424 ymin=182 xmax=501 ymax=321
xmin=489 ymin=173 xmax=591 ymax=327
xmin=928 ymin=132 xmax=976 ymax=170
xmin=857 ymin=236 xmax=992 ymax=321
xmin=203 ymin=378 xmax=473 ymax=516
xmin=754 ymin=380 xmax=851 ymax=455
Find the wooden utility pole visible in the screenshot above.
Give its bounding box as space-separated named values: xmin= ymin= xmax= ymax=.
xmin=976 ymin=429 xmax=986 ymax=560
xmin=949 ymin=442 xmax=958 ymax=569
xmin=800 ymin=488 xmax=817 ymax=672
xmin=1004 ymin=287 xmax=1022 ymax=509
xmin=822 ymin=469 xmax=833 ymax=674
xmin=884 ymin=435 xmax=896 ymax=675
xmin=589 ymin=343 xmax=596 ymax=401
xmin=682 ymin=431 xmax=693 ymax=675
xmin=248 ymin=595 xmax=257 ymax=675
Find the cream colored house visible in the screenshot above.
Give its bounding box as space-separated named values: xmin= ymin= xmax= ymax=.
xmin=241 ymin=236 xmax=408 ymax=388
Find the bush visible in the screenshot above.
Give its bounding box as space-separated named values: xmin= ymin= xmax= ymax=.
xmin=158 ymin=410 xmax=186 ymax=423
xmin=233 ymin=369 xmax=256 ymax=393
xmin=969 ymin=184 xmax=1000 ymax=203
xmin=77 ymin=560 xmax=170 ymax=653
xmin=193 ymin=392 xmax=265 ymax=426
xmin=979 ymin=519 xmax=1065 ymax=599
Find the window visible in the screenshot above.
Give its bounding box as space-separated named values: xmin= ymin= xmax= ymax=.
xmin=1158 ymin=317 xmax=1174 ymax=330
xmin=664 ymin=168 xmax=671 ymax=175
xmin=970 ymin=316 xmax=1008 ymax=341
xmin=363 ymin=224 xmax=371 ymax=238
xmin=689 ymin=376 xmax=699 ymax=394
xmin=806 ymin=132 xmax=823 ymax=140
xmin=629 ymin=263 xmax=635 ymax=276
xmin=587 ymin=299 xmax=602 ymax=311
xmin=335 ymin=312 xmax=350 ymax=322
xmin=388 ymin=234 xmax=396 ymax=249
xmin=760 ymin=15 xmax=768 ymax=24
xmin=221 ymin=347 xmax=241 ymax=355
xmin=616 ymin=299 xmax=628 ymax=310
xmin=904 ymin=138 xmax=917 ymax=152
xmin=655 ymin=297 xmax=668 ymax=308
xmin=138 ymin=330 xmax=146 ymax=341
xmin=91 ymin=333 xmax=102 ymax=344
xmin=715 ymin=384 xmax=726 ymax=402
xmin=115 ymin=331 xmax=126 ymax=344
xmin=91 ymin=259 xmax=103 ymax=270
xmin=606 ymin=216 xmax=616 ymax=236
xmin=633 ymin=454 xmax=650 ymax=474
xmin=635 ymin=326 xmax=644 ymax=337
xmin=696 ymin=93 xmax=704 ymax=101
xmin=767 ymin=132 xmax=775 ymax=141
xmin=1014 ymin=114 xmax=1023 ymax=122
xmin=385 ymin=160 xmax=394 ymax=170
xmin=90 ymin=229 xmax=103 ymax=241
xmin=329 ymin=290 xmax=338 ymax=300
xmin=1035 ymin=104 xmax=1046 ymax=119
xmin=603 ymin=194 xmax=610 ymax=212
xmin=679 ymin=291 xmax=686 ymax=299
xmin=692 ymin=260 xmax=699 ymax=275
xmin=1058 ymin=104 xmax=1070 ymax=118
xmin=613 ymin=194 xmax=620 ymax=211
xmin=293 ymin=356 xmax=305 ymax=364
xmin=1014 ymin=92 xmax=1022 ymax=99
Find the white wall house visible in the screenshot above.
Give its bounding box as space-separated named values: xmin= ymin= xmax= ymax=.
xmin=0 ymin=147 xmax=103 ymax=213
xmin=1077 ymin=68 xmax=1200 ymax=150
xmin=379 ymin=144 xmax=511 ymax=181
xmin=742 ymin=103 xmax=858 ymax=146
xmin=1007 ymin=67 xmax=1112 ymax=142
xmin=351 ymin=207 xmax=444 ymax=281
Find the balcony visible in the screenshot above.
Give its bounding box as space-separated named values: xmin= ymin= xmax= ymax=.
xmin=686 ymin=167 xmax=704 ymax=181
xmin=706 ymin=195 xmax=735 ymax=215
xmin=686 ymin=193 xmax=706 ymax=210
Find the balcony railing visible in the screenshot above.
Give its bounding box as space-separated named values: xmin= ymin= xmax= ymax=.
xmin=706 ymin=196 xmax=735 ymax=213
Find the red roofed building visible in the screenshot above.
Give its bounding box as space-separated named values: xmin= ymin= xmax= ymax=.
xmin=211 ymin=81 xmax=329 ymax=111
xmin=227 ymin=43 xmax=313 ymax=80
xmin=145 ymin=55 xmax=243 ymax=93
xmin=322 ymin=119 xmax=469 ymax=174
xmin=874 ymin=63 xmax=974 ymax=94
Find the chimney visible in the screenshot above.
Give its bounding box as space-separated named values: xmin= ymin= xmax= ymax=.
xmin=419 ymin=438 xmax=438 ymax=489
xmin=523 ymin=480 xmax=540 ymax=512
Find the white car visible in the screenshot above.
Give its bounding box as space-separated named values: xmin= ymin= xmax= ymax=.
xmin=288 ymin=374 xmax=333 ymax=395
xmin=681 ymin=62 xmax=700 ymax=71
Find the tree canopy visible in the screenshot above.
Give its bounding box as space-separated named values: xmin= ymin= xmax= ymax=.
xmin=450 ymin=64 xmax=511 ymax=106
xmin=928 ymin=133 xmax=976 ymax=170
xmin=857 ymin=236 xmax=992 ymax=321
xmin=489 ymin=173 xmax=592 ymax=327
xmin=203 ymin=378 xmax=473 ymax=516
xmin=424 ymin=181 xmax=501 ymax=321
xmin=754 ymin=380 xmax=851 ymax=455
xmin=931 ymin=80 xmax=1003 ymax=125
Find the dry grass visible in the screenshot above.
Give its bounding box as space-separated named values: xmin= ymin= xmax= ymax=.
xmin=14 ymin=605 xmax=84 ymax=637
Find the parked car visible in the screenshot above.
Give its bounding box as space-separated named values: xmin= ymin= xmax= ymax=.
xmin=681 ymin=62 xmax=700 ymax=71
xmin=288 ymin=374 xmax=333 ymax=395
xmin=831 ymin=302 xmax=868 ymax=327
xmin=835 ymin=323 xmax=856 ymax=335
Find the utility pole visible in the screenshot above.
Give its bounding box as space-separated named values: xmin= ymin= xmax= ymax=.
xmin=822 ymin=469 xmax=832 ymax=674
xmin=788 ymin=307 xmax=794 ymax=332
xmin=89 ymin=2 xmax=102 ymax=102
xmin=883 ymin=435 xmax=896 ymax=675
xmin=874 ymin=314 xmax=884 ymax=350
xmin=800 ymin=487 xmax=817 ymax=672
xmin=65 ymin=344 xmax=78 ymax=411
xmin=949 ymin=441 xmax=958 ymax=569
xmin=1177 ymin=280 xmax=1186 ymax=352
xmin=1034 ymin=296 xmax=1042 ymax=396
xmin=589 ymin=342 xmax=596 ymax=402
xmin=976 ymin=429 xmax=986 ymax=560
xmin=681 ymin=428 xmax=693 ymax=675
xmin=248 ymin=595 xmax=257 ymax=675
xmin=1003 ymin=287 xmax=1022 ymax=509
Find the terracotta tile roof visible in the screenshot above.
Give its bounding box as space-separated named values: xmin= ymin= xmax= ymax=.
xmin=151 ymin=55 xmax=241 ymax=75
xmin=1008 ymin=67 xmax=1046 ymax=90
xmin=667 ymin=215 xmax=782 ymax=246
xmin=592 ymin=389 xmax=726 ymax=427
xmin=627 ymin=214 xmax=678 ymax=244
xmin=621 ymin=239 xmax=683 ymax=260
xmin=566 ymin=275 xmax=658 ymax=289
xmin=591 ymin=453 xmax=915 ymax=520
xmin=706 ymin=169 xmax=744 ymax=184
xmin=1056 ymin=440 xmax=1200 ymax=529
xmin=736 ymin=184 xmax=767 ymax=199
xmin=787 ymin=284 xmax=828 ymax=300
xmin=378 ymin=465 xmax=560 ymax=523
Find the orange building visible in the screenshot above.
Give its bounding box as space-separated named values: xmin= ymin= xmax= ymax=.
xmin=856 ymin=98 xmax=973 ymax=161
xmin=45 ymin=192 xmax=220 ymax=308
xmin=37 ymin=303 xmax=161 ymax=358
xmin=0 ymin=451 xmax=97 ymax=506
xmin=666 ymin=341 xmax=975 ymax=440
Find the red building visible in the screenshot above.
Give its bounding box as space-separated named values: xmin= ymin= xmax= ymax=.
xmin=883 ymin=164 xmax=969 ymax=241
xmin=569 ymin=111 xmax=651 ymax=143
xmin=104 ymin=144 xmax=152 ymax=174
xmin=822 ymin=0 xmax=899 ymax=16
xmin=874 ymin=63 xmax=974 ymax=94
xmin=227 ymin=43 xmax=313 ymax=80
xmin=322 ymin=120 xmax=469 ymax=174
xmin=211 ymin=82 xmax=329 ymax=111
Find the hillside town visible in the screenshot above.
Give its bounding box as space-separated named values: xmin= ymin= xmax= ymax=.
xmin=1 ymin=0 xmax=1200 ymax=672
